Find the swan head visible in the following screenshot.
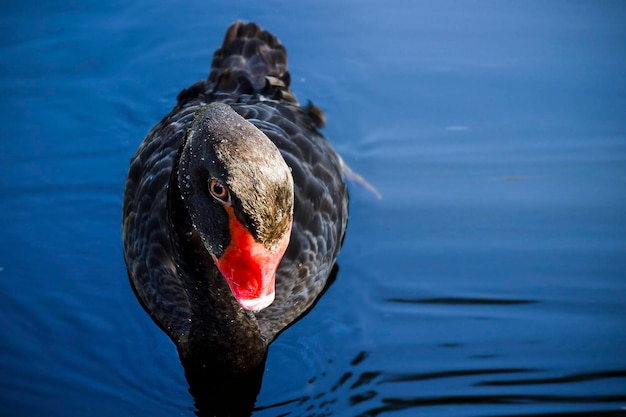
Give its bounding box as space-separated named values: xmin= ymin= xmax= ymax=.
xmin=178 ymin=103 xmax=294 ymax=311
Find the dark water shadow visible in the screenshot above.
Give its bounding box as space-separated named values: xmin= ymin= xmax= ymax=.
xmin=184 ymin=359 xmax=266 ymax=417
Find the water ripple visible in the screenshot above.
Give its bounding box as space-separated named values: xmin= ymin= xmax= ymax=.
xmin=382 ymin=367 xmax=537 ymax=383
xmin=254 ymin=350 xmax=626 ymax=417
xmin=359 ymin=395 xmax=626 ymax=417
xmin=477 ymin=369 xmax=626 ymax=386
xmin=386 ymin=296 xmax=538 ymax=305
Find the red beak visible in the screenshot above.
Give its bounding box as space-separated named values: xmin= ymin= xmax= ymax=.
xmin=213 ymin=206 xmax=291 ymax=312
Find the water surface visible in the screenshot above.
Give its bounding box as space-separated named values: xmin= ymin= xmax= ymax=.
xmin=1 ymin=1 xmax=625 ymax=416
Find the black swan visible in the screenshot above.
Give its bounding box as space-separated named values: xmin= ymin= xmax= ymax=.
xmin=122 ymin=21 xmax=349 ymax=380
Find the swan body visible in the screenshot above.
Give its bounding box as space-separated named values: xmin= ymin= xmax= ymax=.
xmin=122 ymin=21 xmax=348 ymax=375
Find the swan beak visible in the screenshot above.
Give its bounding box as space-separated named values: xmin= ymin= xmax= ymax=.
xmin=213 ymin=206 xmax=291 ymax=312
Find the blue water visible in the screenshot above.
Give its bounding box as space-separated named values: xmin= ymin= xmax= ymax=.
xmin=2 ymin=1 xmax=625 ymax=416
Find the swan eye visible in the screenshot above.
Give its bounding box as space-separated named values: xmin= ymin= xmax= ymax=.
xmin=209 ymin=179 xmax=230 ymax=203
